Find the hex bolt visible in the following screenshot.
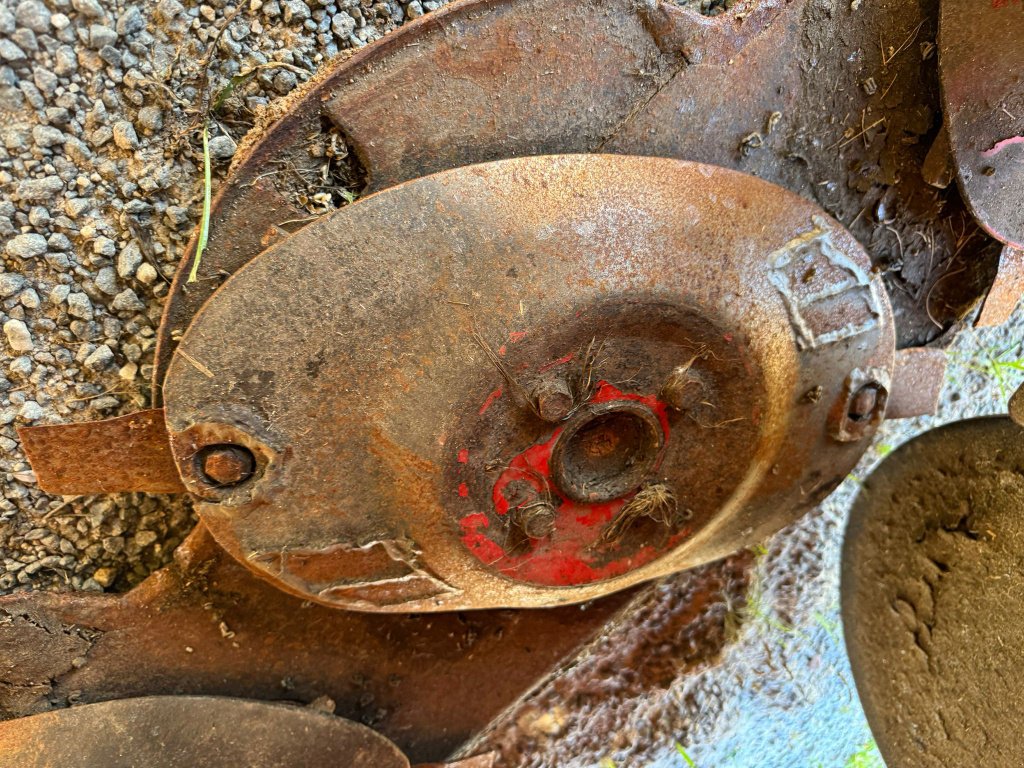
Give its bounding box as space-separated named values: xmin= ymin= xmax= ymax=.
xmin=848 ymin=384 xmax=880 ymax=422
xmin=514 ymin=501 xmax=558 ymax=539
xmin=660 ymin=365 xmax=703 ymax=411
xmin=197 ymin=445 xmax=256 ymax=487
xmin=532 ymin=377 xmax=574 ymax=422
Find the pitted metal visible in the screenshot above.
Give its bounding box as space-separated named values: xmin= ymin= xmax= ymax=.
xmin=161 ymin=155 xmax=894 ymax=612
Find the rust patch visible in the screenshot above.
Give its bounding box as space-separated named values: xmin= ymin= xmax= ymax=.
xmin=17 ymin=409 xmax=184 ymax=495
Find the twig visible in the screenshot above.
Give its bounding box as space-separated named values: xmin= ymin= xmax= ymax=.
xmin=177 ymin=348 xmax=215 ymax=378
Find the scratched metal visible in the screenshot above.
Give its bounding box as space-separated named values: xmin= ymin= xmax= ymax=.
xmin=153 ymin=0 xmax=984 ymax=396
xmin=842 ymin=417 xmax=1024 ymax=767
xmin=0 ymin=696 xmax=410 ymax=768
xmin=161 ymin=155 xmax=895 ymax=612
xmin=17 ymin=409 xmax=185 ymax=495
xmin=0 ymin=524 xmax=633 ymax=764
xmin=940 ymin=0 xmax=1024 ymax=249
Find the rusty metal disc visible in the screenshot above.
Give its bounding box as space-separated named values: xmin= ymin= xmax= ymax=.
xmin=842 ymin=417 xmax=1024 ymax=767
xmin=0 ymin=695 xmax=410 ymax=767
xmin=162 ymin=154 xmax=894 ymax=612
xmin=940 ymin=0 xmax=1024 ymax=249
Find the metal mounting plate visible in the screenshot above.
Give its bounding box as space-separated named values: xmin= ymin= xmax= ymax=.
xmin=162 ymin=154 xmax=894 ymax=612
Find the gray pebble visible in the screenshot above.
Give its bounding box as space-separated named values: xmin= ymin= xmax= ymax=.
xmin=136 ymin=105 xmax=163 ymax=134
xmin=0 ymin=7 xmax=14 ymax=36
xmin=208 ymin=134 xmax=236 ymax=162
xmin=0 ymin=40 xmax=27 ymax=64
xmin=67 ymin=292 xmax=93 ymax=319
xmin=111 ymin=288 xmax=144 ymax=312
xmin=272 ymin=69 xmax=298 ymax=94
xmin=16 ymin=175 xmax=64 ymax=200
xmin=3 ymin=319 xmax=33 ymax=353
xmin=18 ymin=401 xmax=43 ymax=422
xmin=331 ymin=12 xmax=355 ymax=36
xmin=83 ymin=343 xmax=114 ymax=370
xmin=32 ymin=124 xmax=64 ymax=148
xmin=116 ymin=7 xmax=145 ymax=37
xmin=116 ymin=241 xmax=142 ymax=278
xmin=89 ymin=24 xmax=118 ymax=50
xmin=71 ymin=0 xmax=106 ymax=19
xmin=5 ymin=233 xmax=47 ymax=259
xmin=112 ymin=120 xmax=138 ymax=150
xmin=95 ymin=266 xmax=118 ymax=295
xmin=15 ymin=1 xmax=51 ymax=33
xmin=0 ymin=273 xmax=25 ymax=298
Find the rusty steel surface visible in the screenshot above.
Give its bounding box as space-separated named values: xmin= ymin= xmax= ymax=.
xmin=159 ymin=154 xmax=894 ymax=612
xmin=152 ymin=0 xmax=994 ymax=396
xmin=0 ymin=524 xmax=633 ymax=764
xmin=0 ymin=696 xmax=410 ymax=768
xmin=976 ymin=244 xmax=1024 ymax=327
xmin=885 ymin=347 xmax=948 ymax=420
xmin=940 ymin=0 xmax=1024 ymax=249
xmin=842 ymin=417 xmax=1024 ymax=767
xmin=17 ymin=409 xmax=185 ymax=495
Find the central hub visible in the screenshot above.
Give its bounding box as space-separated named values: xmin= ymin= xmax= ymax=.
xmin=551 ymin=401 xmax=664 ymax=503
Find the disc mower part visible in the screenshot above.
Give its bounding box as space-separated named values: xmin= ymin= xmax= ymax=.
xmin=940 ymin=0 xmax=1024 ymax=250
xmin=0 ymin=525 xmax=633 ymax=764
xmin=0 ymin=696 xmax=409 ymax=768
xmin=842 ymin=417 xmax=1024 ymax=768
xmin=158 ymin=154 xmax=894 ymax=612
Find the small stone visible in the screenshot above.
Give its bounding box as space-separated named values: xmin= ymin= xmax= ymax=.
xmin=135 ymin=262 xmax=157 ymax=285
xmin=111 ymin=288 xmax=144 ymax=312
xmin=272 ymin=69 xmax=298 ymax=94
xmin=283 ymin=0 xmax=312 ymax=22
xmin=72 ymin=0 xmax=106 ymax=19
xmin=3 ymin=319 xmax=33 ymax=352
xmin=0 ymin=273 xmax=25 ymax=298
xmin=92 ymin=236 xmax=116 ymax=257
xmin=83 ymin=343 xmax=114 ymax=370
xmin=18 ymin=400 xmax=43 ymax=422
xmin=136 ymin=105 xmax=163 ymax=134
xmin=67 ymin=292 xmax=94 ymax=320
xmin=32 ymin=124 xmax=64 ymax=148
xmin=19 ymin=288 xmax=39 ymax=309
xmin=118 ymin=361 xmax=138 ymax=380
xmin=16 ymin=175 xmax=64 ymax=200
xmin=207 ymin=134 xmax=236 ymax=162
xmin=331 ymin=12 xmax=355 ymax=37
xmin=89 ymin=23 xmax=118 ymax=50
xmin=92 ymin=566 xmax=116 ymax=587
xmin=5 ymin=233 xmax=47 ymax=258
xmin=15 ymin=1 xmax=51 ymax=33
xmin=112 ymin=120 xmax=138 ymax=150
xmin=116 ymin=241 xmax=143 ymax=278
xmin=0 ymin=7 xmax=14 ymax=35
xmin=116 ymin=6 xmax=145 ymax=36
xmin=0 ymin=40 xmax=27 ymax=64
xmin=95 ymin=266 xmax=118 ymax=295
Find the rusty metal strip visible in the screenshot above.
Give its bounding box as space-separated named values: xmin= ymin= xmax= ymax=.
xmin=976 ymin=244 xmax=1024 ymax=327
xmin=885 ymin=347 xmax=948 ymax=420
xmin=17 ymin=409 xmax=185 ymax=495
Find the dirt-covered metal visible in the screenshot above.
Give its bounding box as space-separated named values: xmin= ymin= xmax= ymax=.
xmin=159 ymin=154 xmax=895 ymax=612
xmin=842 ymin=416 xmax=1024 ymax=768
xmin=0 ymin=696 xmax=411 ymax=768
xmin=0 ymin=525 xmax=631 ymax=764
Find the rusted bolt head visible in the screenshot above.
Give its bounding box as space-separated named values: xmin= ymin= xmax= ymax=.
xmin=660 ymin=366 xmax=703 ymax=411
xmin=515 ymin=501 xmax=557 ymax=539
xmin=197 ymin=445 xmax=256 ymax=487
xmin=848 ymin=384 xmax=881 ymax=422
xmin=532 ymin=377 xmax=573 ymax=422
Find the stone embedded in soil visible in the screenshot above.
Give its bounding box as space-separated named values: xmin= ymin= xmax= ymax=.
xmin=3 ymin=319 xmax=33 ymax=352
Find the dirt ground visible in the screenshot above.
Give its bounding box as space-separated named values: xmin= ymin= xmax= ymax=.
xmin=0 ymin=0 xmax=1022 ymax=766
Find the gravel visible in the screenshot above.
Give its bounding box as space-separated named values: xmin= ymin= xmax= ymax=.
xmin=0 ymin=0 xmax=446 ymax=596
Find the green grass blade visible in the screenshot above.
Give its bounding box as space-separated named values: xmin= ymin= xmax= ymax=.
xmin=187 ymin=122 xmax=213 ymax=284
xmin=675 ymin=742 xmax=696 ymax=767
